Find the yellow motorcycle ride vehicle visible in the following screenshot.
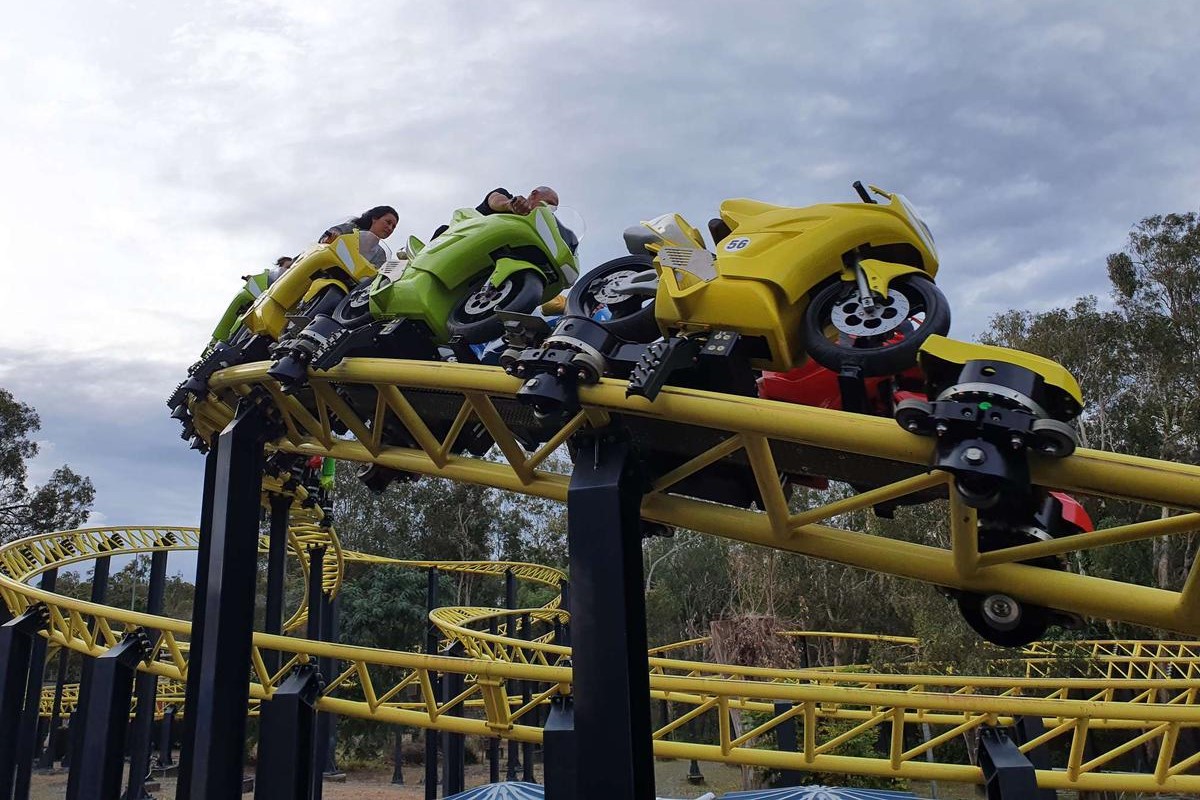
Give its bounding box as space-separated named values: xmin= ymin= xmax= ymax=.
xmin=167 ymin=229 xmax=383 ymax=445
xmin=510 ymin=182 xmax=950 ymax=413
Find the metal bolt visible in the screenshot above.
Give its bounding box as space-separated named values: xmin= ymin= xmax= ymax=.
xmin=577 ymin=370 xmax=588 ymax=381
xmin=962 ymin=446 xmax=986 ymax=465
xmin=524 ymin=378 xmax=539 ymax=388
xmin=906 ymin=421 xmax=919 ymax=432
xmin=935 ymin=423 xmax=948 ymax=436
xmin=1010 ymin=434 xmax=1023 ymax=450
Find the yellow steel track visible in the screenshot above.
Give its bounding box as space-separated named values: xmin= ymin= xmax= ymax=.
xmin=7 ymin=525 xmax=1200 ymax=793
xmin=10 ymin=354 xmax=1200 ymax=792
xmin=192 ymin=359 xmax=1200 ymax=634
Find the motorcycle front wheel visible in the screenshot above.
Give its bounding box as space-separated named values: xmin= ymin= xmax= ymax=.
xmin=802 ymin=274 xmax=950 ymax=377
xmin=447 ymin=271 xmax=545 ymax=343
xmin=566 ymin=254 xmax=661 ymax=342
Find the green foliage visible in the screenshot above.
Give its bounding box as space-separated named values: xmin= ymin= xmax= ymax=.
xmin=0 ymin=387 xmax=95 ymax=542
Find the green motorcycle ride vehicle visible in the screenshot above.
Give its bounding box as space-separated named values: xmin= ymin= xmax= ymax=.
xmin=267 ymin=203 xmax=582 ymax=386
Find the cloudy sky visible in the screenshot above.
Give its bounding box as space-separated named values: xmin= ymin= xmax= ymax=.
xmin=0 ymin=1 xmax=1196 ymax=530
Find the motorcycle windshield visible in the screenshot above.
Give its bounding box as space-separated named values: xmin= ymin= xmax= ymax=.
xmin=553 ymin=206 xmax=586 ymax=254
xmin=893 ymin=194 xmax=937 ymax=261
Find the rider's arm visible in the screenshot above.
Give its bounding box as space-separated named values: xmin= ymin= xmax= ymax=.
xmin=478 ymin=188 xmax=516 ymax=214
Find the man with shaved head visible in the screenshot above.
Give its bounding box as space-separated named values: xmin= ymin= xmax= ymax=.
xmin=432 ymin=185 xmax=560 ymax=238
xmin=480 ymin=185 xmax=559 ymax=215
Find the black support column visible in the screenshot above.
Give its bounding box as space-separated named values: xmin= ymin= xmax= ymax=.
xmin=71 ymin=630 xmax=152 ymax=800
xmin=520 ymin=611 xmax=534 ymax=784
xmin=125 ymin=547 xmax=169 ymax=800
xmin=0 ymin=606 xmax=48 ymax=800
xmin=504 ymin=569 xmax=519 ymax=782
xmin=264 ymin=493 xmax=291 ymax=676
xmin=306 ymin=545 xmax=327 ymax=800
xmin=424 ymin=568 xmax=438 ymax=800
xmin=176 ymin=442 xmax=219 ymax=800
xmin=563 ymin=426 xmax=653 ymax=800
xmin=440 ymin=643 xmax=465 ymax=796
xmin=38 ymin=645 xmax=69 ymax=770
xmin=179 ymin=402 xmax=269 ymax=800
xmin=64 ymin=548 xmax=113 ymax=800
xmin=13 ymin=570 xmax=56 ymax=800
xmin=254 ymin=665 xmax=320 ymax=800
xmin=542 ymin=695 xmax=576 ymax=796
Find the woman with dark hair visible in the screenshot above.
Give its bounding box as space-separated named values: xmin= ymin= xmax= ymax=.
xmin=319 ymin=205 xmax=399 ymax=265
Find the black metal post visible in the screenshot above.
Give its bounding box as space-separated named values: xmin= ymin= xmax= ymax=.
xmin=319 ymin=591 xmax=341 ymax=778
xmin=176 ymin=441 xmax=219 ymax=800
xmin=773 ymin=701 xmax=803 ymax=787
xmin=1012 ymin=717 xmax=1056 ymax=800
xmin=391 ymin=729 xmax=405 ymax=784
xmin=0 ymin=606 xmax=47 ymax=800
xmin=71 ymin=631 xmax=151 ymax=800
xmin=264 ymin=492 xmax=291 ymax=675
xmin=487 ymin=616 xmax=499 ymax=784
xmin=124 ymin=548 xmax=168 ymax=800
xmin=38 ymin=645 xmax=69 ymax=770
xmin=254 ymin=665 xmax=320 ymax=800
xmin=158 ymin=705 xmax=176 ymax=768
xmin=64 ymin=549 xmax=111 ymax=800
xmin=978 ymin=727 xmax=1041 ymax=799
xmin=424 ymin=568 xmax=439 ymax=800
xmin=542 ymin=695 xmax=576 ymax=796
xmin=14 ymin=570 xmax=56 ymax=800
xmin=564 ymin=427 xmax=654 ymax=799
xmin=180 ymin=403 xmax=268 ymax=800
xmin=558 ymin=579 xmax=571 ymax=648
xmin=441 ymin=644 xmax=465 ymax=796
xmin=306 ymin=545 xmax=326 ymax=800
xmin=504 ymin=569 xmax=519 ymax=782
xmin=521 ymin=611 xmax=534 ymax=783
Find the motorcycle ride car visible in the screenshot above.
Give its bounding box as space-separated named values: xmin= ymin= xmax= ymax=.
xmin=266 ymin=203 xmax=582 ymax=388
xmin=507 ymin=181 xmax=950 ymax=416
xmin=166 ymin=229 xmax=383 ymax=443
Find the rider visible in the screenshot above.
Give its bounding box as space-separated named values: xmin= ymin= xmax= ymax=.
xmin=209 ymin=255 xmax=299 ymax=345
xmin=432 ymin=186 xmax=559 ymax=238
xmin=320 ymin=205 xmax=400 ymax=266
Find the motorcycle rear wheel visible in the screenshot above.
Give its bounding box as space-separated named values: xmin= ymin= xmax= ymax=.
xmin=447 ymin=271 xmax=545 ymax=344
xmin=566 ymin=254 xmax=661 ymax=342
xmin=802 ymin=274 xmax=950 ymax=377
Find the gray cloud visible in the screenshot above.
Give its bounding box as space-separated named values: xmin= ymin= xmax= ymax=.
xmin=1 ymin=0 xmax=1198 ymax=528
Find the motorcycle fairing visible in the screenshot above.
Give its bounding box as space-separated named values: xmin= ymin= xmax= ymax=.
xmin=367 ymin=205 xmax=579 ymax=342
xmin=238 ymin=231 xmax=378 ymax=340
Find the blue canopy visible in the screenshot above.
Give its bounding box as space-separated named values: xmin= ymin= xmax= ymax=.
xmin=722 ymin=786 xmax=920 ymax=800
xmin=445 ymin=783 xmax=546 ymax=800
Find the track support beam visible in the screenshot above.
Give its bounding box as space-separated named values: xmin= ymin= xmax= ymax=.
xmin=70 ymin=630 xmax=152 ymax=800
xmin=0 ymin=606 xmax=47 ymax=800
xmin=978 ymin=726 xmax=1043 ymax=799
xmin=542 ymin=695 xmax=577 ymax=797
xmin=179 ymin=401 xmax=269 ymax=799
xmin=125 ymin=548 xmax=168 ymax=800
xmin=563 ymin=425 xmax=654 ymax=800
xmin=13 ymin=571 xmax=55 ymax=800
xmin=255 ymin=665 xmax=321 ymax=800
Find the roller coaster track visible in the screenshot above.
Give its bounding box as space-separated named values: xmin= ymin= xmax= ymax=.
xmin=187 ymin=359 xmax=1200 ymax=636
xmin=10 ymin=354 xmax=1200 ymax=792
xmin=7 ymin=525 xmax=1200 ymax=793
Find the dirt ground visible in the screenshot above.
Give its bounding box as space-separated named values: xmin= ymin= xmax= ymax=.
xmin=32 ymin=762 xmax=1189 ymax=799
xmin=26 ymin=761 xmax=982 ymax=799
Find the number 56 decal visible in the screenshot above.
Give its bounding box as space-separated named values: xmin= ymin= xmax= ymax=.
xmin=724 ymin=237 xmax=751 ymax=251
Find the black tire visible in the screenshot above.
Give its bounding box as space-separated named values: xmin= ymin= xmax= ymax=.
xmin=957 ymin=591 xmax=1049 ymax=648
xmin=332 ymin=277 xmax=375 ymax=327
xmin=803 ymin=274 xmax=950 ymax=378
xmin=447 ymin=270 xmax=545 ymax=344
xmin=566 ymin=255 xmax=660 ymax=342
